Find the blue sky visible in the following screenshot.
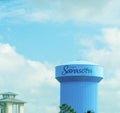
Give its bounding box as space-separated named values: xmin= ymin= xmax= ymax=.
xmin=0 ymin=0 xmax=120 ymax=113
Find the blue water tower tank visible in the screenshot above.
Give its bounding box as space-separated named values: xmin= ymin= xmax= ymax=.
xmin=55 ymin=61 xmax=103 ymax=113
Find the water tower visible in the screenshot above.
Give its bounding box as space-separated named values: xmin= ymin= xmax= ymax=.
xmin=55 ymin=61 xmax=103 ymax=113
xmin=0 ymin=92 xmax=26 ymax=113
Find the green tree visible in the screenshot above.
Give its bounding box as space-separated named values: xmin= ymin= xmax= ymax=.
xmin=59 ymin=104 xmax=95 ymax=113
xmin=84 ymin=110 xmax=95 ymax=113
xmin=59 ymin=103 xmax=76 ymax=113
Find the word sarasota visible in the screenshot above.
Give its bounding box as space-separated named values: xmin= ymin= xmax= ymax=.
xmin=61 ymin=65 xmax=92 ymax=75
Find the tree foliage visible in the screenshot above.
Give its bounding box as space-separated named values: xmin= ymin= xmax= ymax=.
xmin=59 ymin=103 xmax=76 ymax=113
xmin=85 ymin=110 xmax=94 ymax=113
xmin=59 ymin=103 xmax=95 ymax=113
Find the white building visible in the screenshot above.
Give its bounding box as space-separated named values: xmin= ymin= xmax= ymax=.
xmin=0 ymin=92 xmax=26 ymax=113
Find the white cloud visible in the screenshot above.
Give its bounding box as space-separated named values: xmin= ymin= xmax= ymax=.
xmin=0 ymin=43 xmax=59 ymax=113
xmin=0 ymin=0 xmax=51 ymax=23
xmin=77 ymin=27 xmax=120 ymax=113
xmin=0 ymin=43 xmax=58 ymax=87
xmin=102 ymin=28 xmax=120 ymax=48
xmin=2 ymin=0 xmax=120 ymax=24
xmin=26 ymin=0 xmax=120 ymax=25
xmin=24 ymin=11 xmax=51 ymax=22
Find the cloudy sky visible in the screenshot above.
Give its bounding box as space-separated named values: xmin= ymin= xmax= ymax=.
xmin=0 ymin=0 xmax=120 ymax=113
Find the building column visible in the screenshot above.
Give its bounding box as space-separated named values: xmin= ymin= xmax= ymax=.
xmin=0 ymin=108 xmax=1 ymax=113
xmin=18 ymin=104 xmax=24 ymax=113
xmin=6 ymin=103 xmax=13 ymax=113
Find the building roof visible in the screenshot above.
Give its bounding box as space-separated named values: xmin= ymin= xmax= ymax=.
xmin=0 ymin=92 xmax=26 ymax=104
xmin=0 ymin=92 xmax=18 ymax=96
xmin=0 ymin=98 xmax=26 ymax=104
